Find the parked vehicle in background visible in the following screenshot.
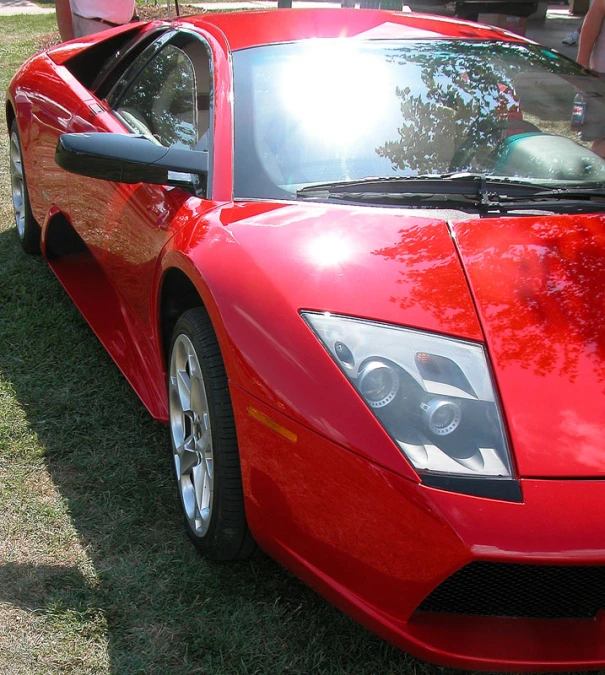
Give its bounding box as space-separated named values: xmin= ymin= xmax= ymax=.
xmin=453 ymin=0 xmax=538 ymax=20
xmin=280 ymin=0 xmax=540 ymax=22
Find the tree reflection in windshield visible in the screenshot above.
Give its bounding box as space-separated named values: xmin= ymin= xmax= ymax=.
xmin=377 ymin=42 xmax=534 ymax=175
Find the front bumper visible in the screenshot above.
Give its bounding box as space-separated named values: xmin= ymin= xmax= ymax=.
xmin=408 ymin=480 xmax=605 ymax=670
xmin=233 ymin=386 xmax=605 ymax=671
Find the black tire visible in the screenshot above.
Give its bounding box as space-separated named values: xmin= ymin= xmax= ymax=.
xmin=168 ymin=307 xmax=255 ymax=561
xmin=9 ymin=120 xmax=41 ymax=254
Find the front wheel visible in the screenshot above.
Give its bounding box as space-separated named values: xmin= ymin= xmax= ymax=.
xmin=168 ymin=308 xmax=255 ymax=560
xmin=9 ymin=120 xmax=40 ymax=254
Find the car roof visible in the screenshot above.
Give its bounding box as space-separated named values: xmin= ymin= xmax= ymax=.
xmin=178 ymin=9 xmax=527 ymax=52
xmin=45 ymin=9 xmax=529 ymax=69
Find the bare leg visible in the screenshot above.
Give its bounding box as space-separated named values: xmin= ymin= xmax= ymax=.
xmin=55 ymin=0 xmax=74 ymax=41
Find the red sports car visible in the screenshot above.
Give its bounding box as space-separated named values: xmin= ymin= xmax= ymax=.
xmin=7 ymin=9 xmax=605 ymax=670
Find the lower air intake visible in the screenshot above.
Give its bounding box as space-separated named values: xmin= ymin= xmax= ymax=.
xmin=417 ymin=562 xmax=605 ymax=619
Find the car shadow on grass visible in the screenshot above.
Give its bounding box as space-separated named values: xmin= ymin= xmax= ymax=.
xmin=0 ymin=562 xmax=91 ymax=611
xmin=0 ymin=227 xmax=462 ymax=675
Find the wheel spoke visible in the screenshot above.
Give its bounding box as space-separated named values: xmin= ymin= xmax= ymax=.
xmin=10 ymin=139 xmax=23 ymax=179
xmin=11 ymin=153 xmax=22 ymax=177
xmin=191 ymin=462 xmax=206 ymax=520
xmin=187 ymin=353 xmax=200 ymax=379
xmin=178 ymin=441 xmax=198 ymax=476
xmin=190 ymin=375 xmax=208 ymax=420
xmin=204 ymin=452 xmax=213 ymax=480
xmin=10 ymin=133 xmax=26 ymax=237
xmin=202 ymin=465 xmax=212 ymax=514
xmin=194 ymin=407 xmax=212 ymax=456
xmin=176 ymin=369 xmax=191 ymax=412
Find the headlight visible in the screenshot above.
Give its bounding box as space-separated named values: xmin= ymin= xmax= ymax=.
xmin=303 ymin=312 xmax=519 ymax=501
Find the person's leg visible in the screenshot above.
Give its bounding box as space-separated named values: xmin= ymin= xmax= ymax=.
xmin=591 ymin=137 xmax=605 ymax=157
xmin=55 ymin=0 xmax=74 ymax=40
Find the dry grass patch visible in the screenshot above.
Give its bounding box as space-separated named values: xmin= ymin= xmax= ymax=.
xmin=0 ymin=603 xmax=109 ymax=674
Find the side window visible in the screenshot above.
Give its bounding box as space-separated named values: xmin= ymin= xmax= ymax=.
xmin=115 ymin=41 xmax=210 ymax=151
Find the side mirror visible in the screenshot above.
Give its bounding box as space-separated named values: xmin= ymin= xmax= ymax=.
xmin=56 ymin=132 xmax=208 ymax=193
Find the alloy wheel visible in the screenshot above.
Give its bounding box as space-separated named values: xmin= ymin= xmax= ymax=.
xmin=10 ymin=130 xmax=25 ymax=240
xmin=169 ymin=333 xmax=214 ymax=537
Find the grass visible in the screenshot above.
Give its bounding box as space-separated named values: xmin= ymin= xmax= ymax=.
xmin=0 ymin=13 xmax=452 ymax=675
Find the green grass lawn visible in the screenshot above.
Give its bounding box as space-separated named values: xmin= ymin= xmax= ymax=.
xmin=0 ymin=14 xmax=447 ymax=675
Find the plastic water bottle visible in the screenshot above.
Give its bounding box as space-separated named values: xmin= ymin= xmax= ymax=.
xmin=571 ymin=92 xmax=586 ymax=130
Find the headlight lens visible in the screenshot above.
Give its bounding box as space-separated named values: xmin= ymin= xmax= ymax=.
xmin=303 ymin=312 xmax=515 ymax=485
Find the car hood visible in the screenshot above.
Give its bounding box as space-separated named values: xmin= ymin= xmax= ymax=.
xmin=221 ymin=201 xmax=483 ymax=341
xmin=215 ymin=201 xmax=483 ymax=476
xmin=451 ymin=213 xmax=605 ymax=478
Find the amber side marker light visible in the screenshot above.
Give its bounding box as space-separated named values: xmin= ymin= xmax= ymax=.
xmin=247 ymin=406 xmax=298 ymax=443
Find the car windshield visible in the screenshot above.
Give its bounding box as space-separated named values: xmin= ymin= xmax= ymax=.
xmin=232 ymin=39 xmax=605 ymax=200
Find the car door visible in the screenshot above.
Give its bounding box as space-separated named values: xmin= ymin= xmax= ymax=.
xmin=99 ymin=32 xmax=216 ymax=327
xmin=65 ymin=30 xmax=216 ymax=316
xmin=63 ymin=27 xmax=168 ymax=257
xmin=57 ymin=28 xmax=225 ymax=416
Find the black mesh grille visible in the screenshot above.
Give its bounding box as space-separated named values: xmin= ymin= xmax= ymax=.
xmin=417 ymin=562 xmax=605 ymax=619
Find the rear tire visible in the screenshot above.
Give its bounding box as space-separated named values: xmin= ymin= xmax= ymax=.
xmin=9 ymin=120 xmax=40 ymax=254
xmin=168 ymin=307 xmax=255 ymax=560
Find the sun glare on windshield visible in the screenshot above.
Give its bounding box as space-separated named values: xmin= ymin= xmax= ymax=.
xmin=279 ymin=41 xmax=391 ymax=146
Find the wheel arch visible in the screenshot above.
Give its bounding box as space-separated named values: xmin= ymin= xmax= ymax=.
xmin=157 ymin=258 xmax=240 ymax=405
xmin=43 ymin=210 xmax=87 ymax=258
xmin=5 ymin=100 xmax=16 ymax=134
xmin=158 ymin=265 xmax=209 ymax=367
xmin=6 ymin=88 xmax=34 ymax=143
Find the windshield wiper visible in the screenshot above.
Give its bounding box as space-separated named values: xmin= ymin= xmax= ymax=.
xmin=296 ymin=175 xmax=605 ymax=211
xmin=496 ymin=186 xmax=605 ymax=201
xmin=296 ymin=174 xmax=541 ymax=200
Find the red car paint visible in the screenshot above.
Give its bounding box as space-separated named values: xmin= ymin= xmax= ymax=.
xmin=6 ymin=10 xmax=605 ymax=671
xmin=453 ymin=215 xmax=605 ymax=478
